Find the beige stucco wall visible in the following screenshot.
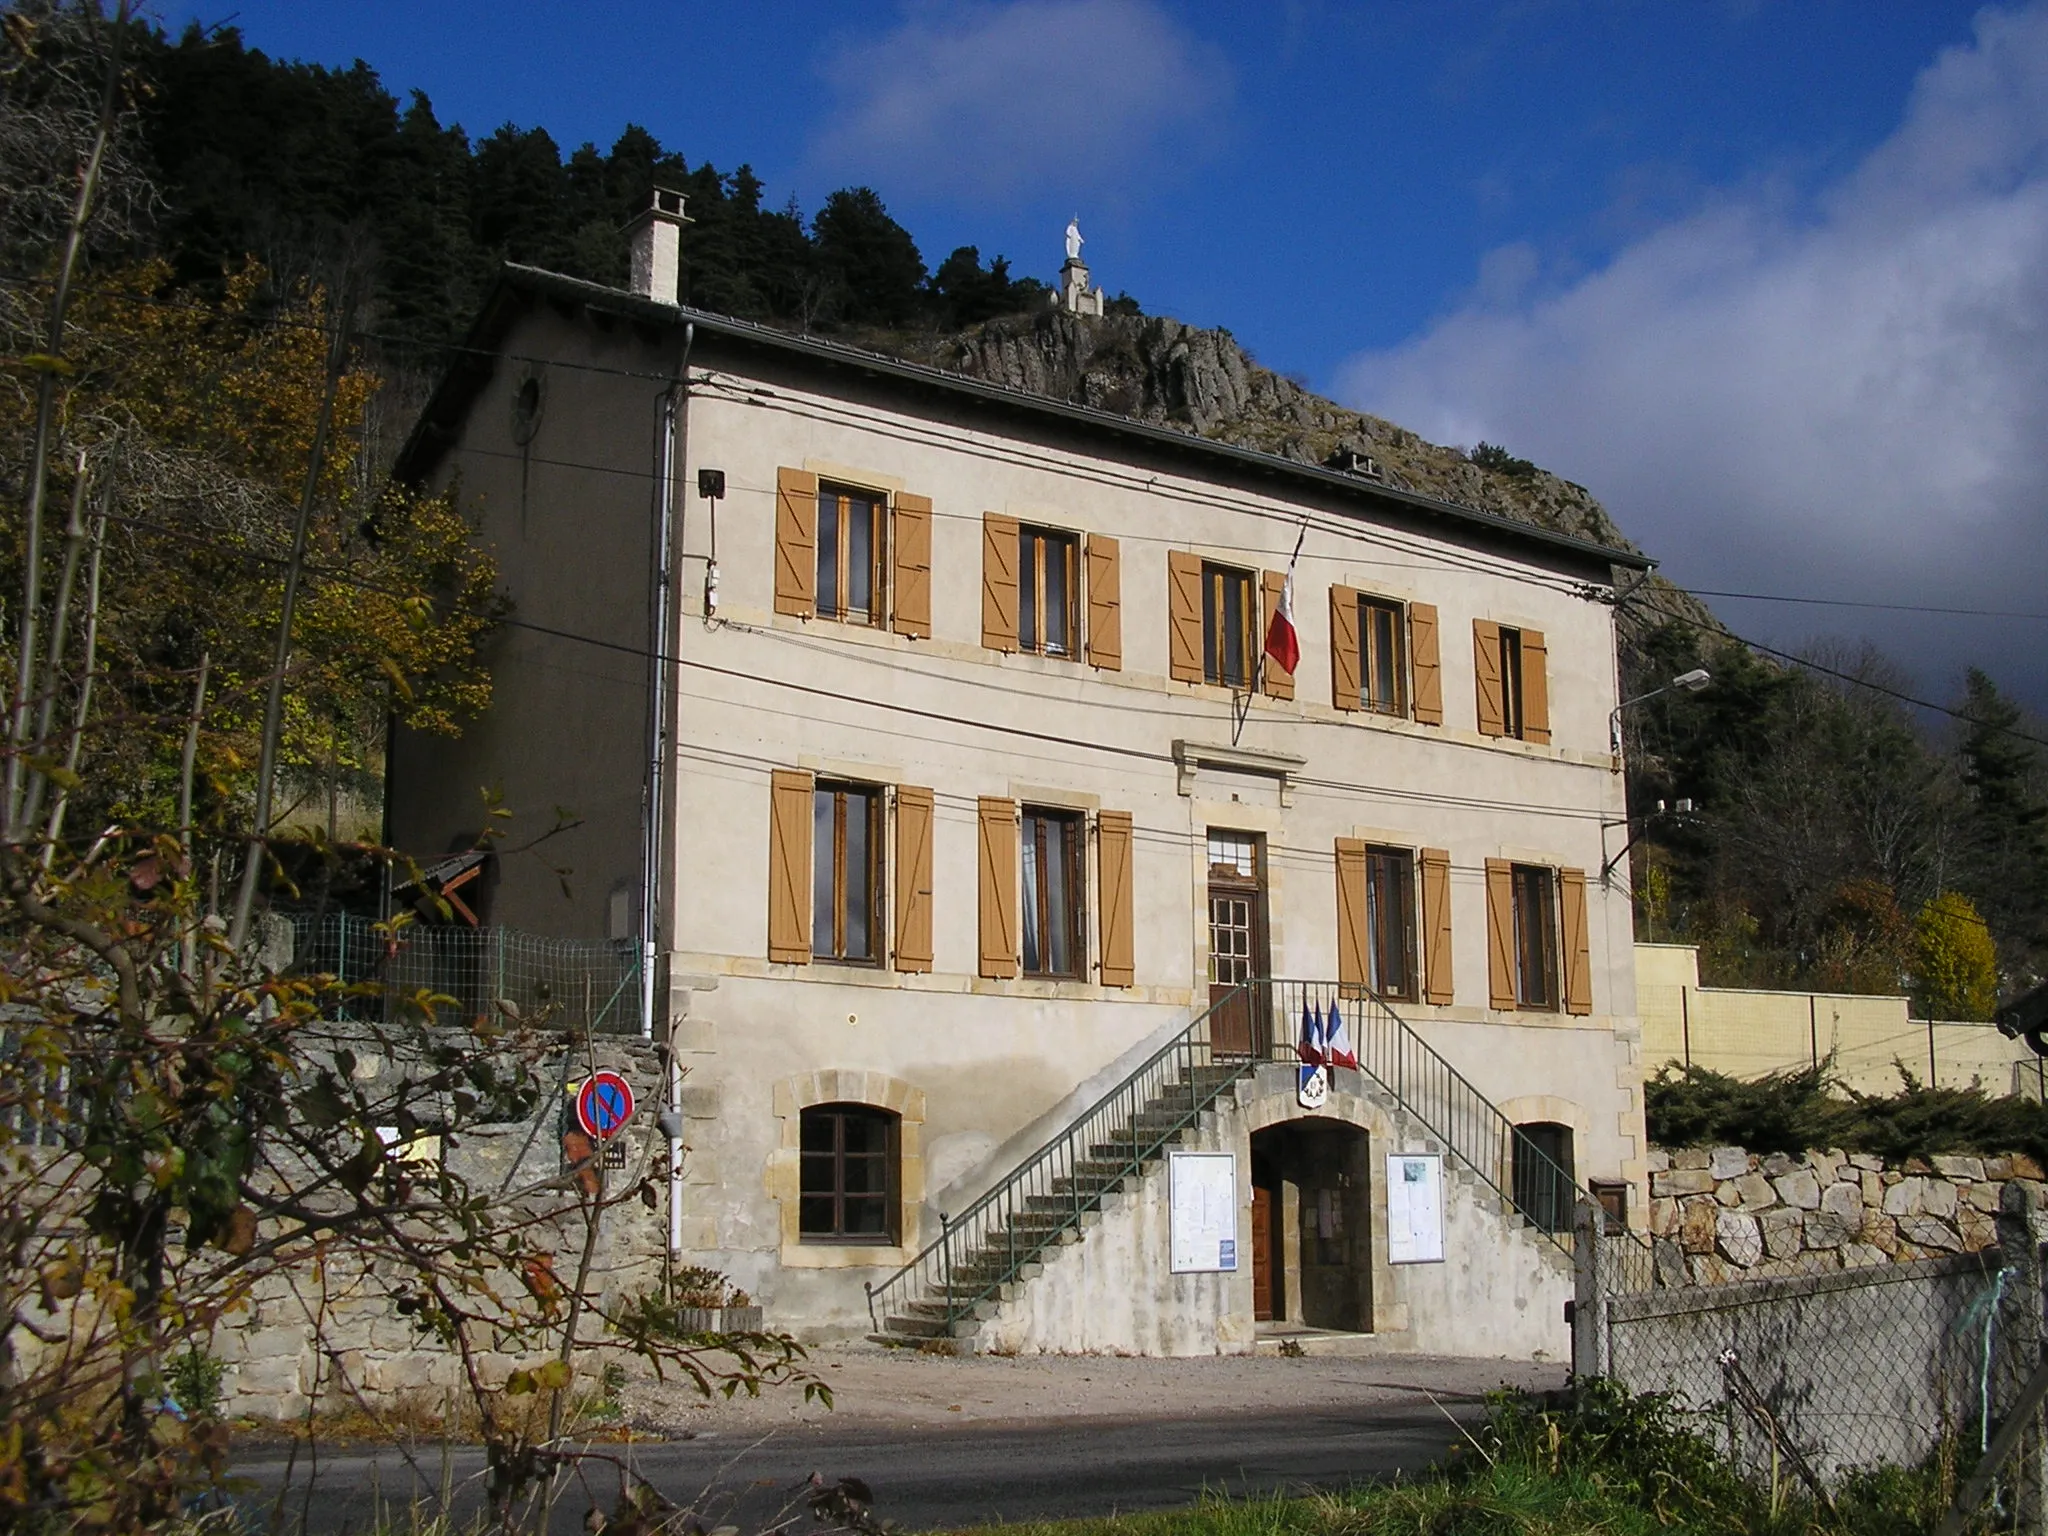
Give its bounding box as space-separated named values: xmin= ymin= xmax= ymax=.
xmin=1636 ymin=943 xmax=2038 ymax=1097
xmin=392 ymin=297 xmax=1650 ymax=1352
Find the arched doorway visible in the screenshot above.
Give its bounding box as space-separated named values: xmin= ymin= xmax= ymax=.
xmin=1248 ymin=1118 xmax=1373 ymax=1333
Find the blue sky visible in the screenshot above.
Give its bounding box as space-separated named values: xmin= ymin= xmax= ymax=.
xmin=163 ymin=0 xmax=2048 ymax=711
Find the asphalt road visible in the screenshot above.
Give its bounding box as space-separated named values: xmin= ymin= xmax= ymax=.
xmin=229 ymin=1401 xmax=1472 ymax=1532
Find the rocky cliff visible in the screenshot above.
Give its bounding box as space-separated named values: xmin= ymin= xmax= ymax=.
xmin=878 ymin=308 xmax=1714 ymax=642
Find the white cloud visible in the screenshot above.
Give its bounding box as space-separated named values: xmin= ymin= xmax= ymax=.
xmin=805 ymin=0 xmax=1232 ymax=206
xmin=1341 ymin=4 xmax=2048 ymax=705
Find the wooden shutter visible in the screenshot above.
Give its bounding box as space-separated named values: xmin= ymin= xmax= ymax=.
xmin=1334 ymin=838 xmax=1368 ymax=996
xmin=767 ymin=769 xmax=814 ymax=963
xmin=1329 ymin=585 xmax=1360 ymax=711
xmin=1520 ymin=629 xmax=1550 ymax=744
xmin=1473 ymin=620 xmax=1504 ymax=736
xmin=1085 ymin=534 xmax=1122 ymax=671
xmin=1485 ymin=858 xmax=1516 ymax=1010
xmin=1097 ymin=811 xmax=1135 ymax=987
xmin=1409 ymin=602 xmax=1442 ymax=725
xmin=1560 ymin=866 xmax=1592 ymax=1015
xmin=1166 ymin=550 xmax=1203 ymax=682
xmin=977 ymin=797 xmax=1019 ymax=978
xmin=1421 ymin=848 xmax=1454 ymax=1005
xmin=894 ymin=785 xmax=934 ymax=972
xmin=892 ymin=493 xmax=932 ymax=638
xmin=1261 ymin=570 xmax=1294 ymax=699
xmin=774 ymin=468 xmax=817 ymax=617
xmin=981 ymin=514 xmax=1019 ymax=651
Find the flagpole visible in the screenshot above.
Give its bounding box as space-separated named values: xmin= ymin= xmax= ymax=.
xmin=1237 ymin=522 xmax=1308 ymax=747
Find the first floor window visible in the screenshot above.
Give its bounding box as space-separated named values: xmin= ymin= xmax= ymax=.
xmin=1022 ymin=807 xmax=1085 ymax=977
xmin=1019 ymin=526 xmax=1078 ymax=657
xmin=1511 ymin=862 xmax=1559 ymax=1010
xmin=800 ymin=1103 xmax=899 ymax=1241
xmin=1512 ymin=1122 xmax=1574 ymax=1235
xmin=1365 ymin=846 xmax=1418 ymax=1002
xmin=1361 ymin=597 xmax=1408 ymax=716
xmin=812 ymin=781 xmax=882 ymax=962
xmin=817 ymin=482 xmax=884 ymax=624
xmin=1201 ymin=562 xmax=1255 ymax=688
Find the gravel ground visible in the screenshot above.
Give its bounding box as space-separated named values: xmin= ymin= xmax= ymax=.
xmin=621 ymin=1343 xmax=1565 ymax=1437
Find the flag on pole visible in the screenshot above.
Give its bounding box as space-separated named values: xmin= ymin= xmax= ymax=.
xmin=1295 ymin=998 xmax=1324 ymax=1066
xmin=1262 ymin=568 xmax=1300 ymax=676
xmin=1324 ymin=997 xmax=1357 ymax=1070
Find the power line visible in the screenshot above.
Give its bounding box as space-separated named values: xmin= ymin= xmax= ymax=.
xmin=1690 ymin=588 xmax=2048 ymax=623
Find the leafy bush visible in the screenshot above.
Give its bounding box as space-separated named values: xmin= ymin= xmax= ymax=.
xmin=1468 ymin=441 xmax=1539 ymax=478
xmin=1917 ymin=890 xmax=2000 ymax=1021
xmin=613 ymin=1266 xmax=753 ymax=1342
xmin=163 ymin=1348 xmax=227 ymax=1419
xmin=1648 ymin=1061 xmax=2048 ymax=1163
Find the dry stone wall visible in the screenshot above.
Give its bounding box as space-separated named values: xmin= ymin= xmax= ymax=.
xmin=1645 ymin=1145 xmax=2043 ymax=1287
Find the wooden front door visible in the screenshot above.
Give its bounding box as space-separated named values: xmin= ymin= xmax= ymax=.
xmin=1252 ymin=1184 xmax=1277 ymax=1321
xmin=1207 ymin=830 xmax=1267 ymax=1056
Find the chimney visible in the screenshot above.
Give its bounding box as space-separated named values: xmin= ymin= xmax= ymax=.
xmin=624 ymin=187 xmax=691 ymax=303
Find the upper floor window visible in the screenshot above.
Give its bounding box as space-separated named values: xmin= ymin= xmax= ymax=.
xmin=1365 ymin=845 xmax=1418 ymax=1002
xmin=1511 ymin=862 xmax=1559 ymax=1011
xmin=1201 ymin=562 xmax=1256 ymax=689
xmin=1019 ymin=526 xmax=1078 ymax=658
xmin=1021 ymin=806 xmax=1086 ymax=978
xmin=1475 ymin=620 xmax=1549 ymax=743
xmin=1497 ymin=627 xmax=1525 ymax=739
xmin=817 ymin=483 xmax=885 ymax=625
xmin=1361 ymin=598 xmax=1408 ymax=717
xmin=799 ymin=1103 xmax=899 ymax=1242
xmin=812 ymin=780 xmax=883 ymax=963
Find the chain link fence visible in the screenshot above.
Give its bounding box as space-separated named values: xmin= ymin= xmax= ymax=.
xmin=1577 ymin=1202 xmax=2041 ymax=1495
xmin=286 ymin=910 xmax=643 ymax=1035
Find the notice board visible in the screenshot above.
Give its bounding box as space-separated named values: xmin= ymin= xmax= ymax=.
xmin=1169 ymin=1152 xmax=1238 ymax=1273
xmin=1386 ymin=1152 xmax=1445 ymax=1264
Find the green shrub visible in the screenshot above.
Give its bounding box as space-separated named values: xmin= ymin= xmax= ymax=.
xmin=613 ymin=1266 xmax=753 ymax=1342
xmin=163 ymin=1347 xmax=227 ymax=1419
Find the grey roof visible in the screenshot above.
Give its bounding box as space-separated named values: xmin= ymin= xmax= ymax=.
xmin=398 ymin=263 xmax=1655 ymax=576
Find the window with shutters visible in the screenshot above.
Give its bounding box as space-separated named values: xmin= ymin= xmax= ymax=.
xmin=1018 ymin=526 xmax=1079 ymax=658
xmin=799 ymin=1103 xmax=899 ymax=1241
xmin=1366 ymin=846 xmax=1419 ymax=1002
xmin=1497 ymin=626 xmax=1526 ymax=739
xmin=816 ymin=483 xmax=886 ymax=625
xmin=1021 ymin=807 xmax=1086 ymax=978
xmin=1361 ymin=597 xmax=1408 ymax=716
xmin=812 ymin=781 xmax=883 ymax=963
xmin=1511 ymin=862 xmax=1560 ymax=1011
xmin=1201 ymin=562 xmax=1256 ymax=688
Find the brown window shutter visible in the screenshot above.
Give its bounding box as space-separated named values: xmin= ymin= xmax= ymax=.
xmin=768 ymin=769 xmax=815 ymax=963
xmin=1260 ymin=570 xmax=1294 ymax=699
xmin=892 ymin=494 xmax=932 ymax=638
xmin=977 ymin=797 xmax=1019 ymax=978
xmin=1409 ymin=602 xmax=1443 ymax=725
xmin=1166 ymin=549 xmax=1203 ymax=682
xmin=1328 ymin=585 xmax=1360 ymax=710
xmin=1473 ymin=620 xmax=1504 ymax=736
xmin=894 ymin=785 xmax=935 ymax=972
xmin=1335 ymin=838 xmax=1368 ymax=995
xmin=774 ymin=468 xmax=818 ymax=618
xmin=1421 ymin=848 xmax=1454 ymax=1005
xmin=1097 ymin=810 xmax=1136 ymax=987
xmin=1085 ymin=534 xmax=1122 ymax=671
xmin=1484 ymin=858 xmax=1516 ymax=1009
xmin=1520 ymin=629 xmax=1550 ymax=744
xmin=981 ymin=514 xmax=1020 ymax=651
xmin=1561 ymin=866 xmax=1592 ymax=1015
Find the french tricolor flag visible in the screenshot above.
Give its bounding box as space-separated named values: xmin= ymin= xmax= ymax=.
xmin=1263 ymin=567 xmax=1300 ymax=677
xmin=1323 ymin=998 xmax=1357 ymax=1070
xmin=1295 ymin=999 xmax=1324 ymax=1066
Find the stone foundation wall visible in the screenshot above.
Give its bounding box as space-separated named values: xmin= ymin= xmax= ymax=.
xmin=1645 ymin=1144 xmax=2046 ymax=1287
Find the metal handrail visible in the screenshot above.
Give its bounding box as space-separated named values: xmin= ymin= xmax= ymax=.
xmin=864 ymin=976 xmax=1629 ymax=1338
xmin=865 ymin=981 xmax=1258 ymax=1335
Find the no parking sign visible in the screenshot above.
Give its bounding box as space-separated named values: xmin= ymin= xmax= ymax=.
xmin=575 ymin=1071 xmax=635 ymax=1141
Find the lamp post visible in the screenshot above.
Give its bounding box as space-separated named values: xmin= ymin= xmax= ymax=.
xmin=1609 ymin=668 xmax=1710 ymax=757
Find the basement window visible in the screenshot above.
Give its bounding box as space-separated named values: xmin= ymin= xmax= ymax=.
xmin=799 ymin=1103 xmax=899 ymax=1242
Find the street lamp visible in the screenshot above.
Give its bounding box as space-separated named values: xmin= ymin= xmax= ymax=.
xmin=1609 ymin=668 xmax=1710 ymax=756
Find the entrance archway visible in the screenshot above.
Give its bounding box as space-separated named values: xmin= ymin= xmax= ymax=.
xmin=1248 ymin=1119 xmax=1373 ymax=1332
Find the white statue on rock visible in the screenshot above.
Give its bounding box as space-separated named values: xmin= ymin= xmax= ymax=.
xmin=1058 ymin=216 xmax=1103 ymax=317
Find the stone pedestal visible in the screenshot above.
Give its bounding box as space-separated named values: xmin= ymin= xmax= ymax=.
xmin=1059 ymin=258 xmax=1104 ymax=317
